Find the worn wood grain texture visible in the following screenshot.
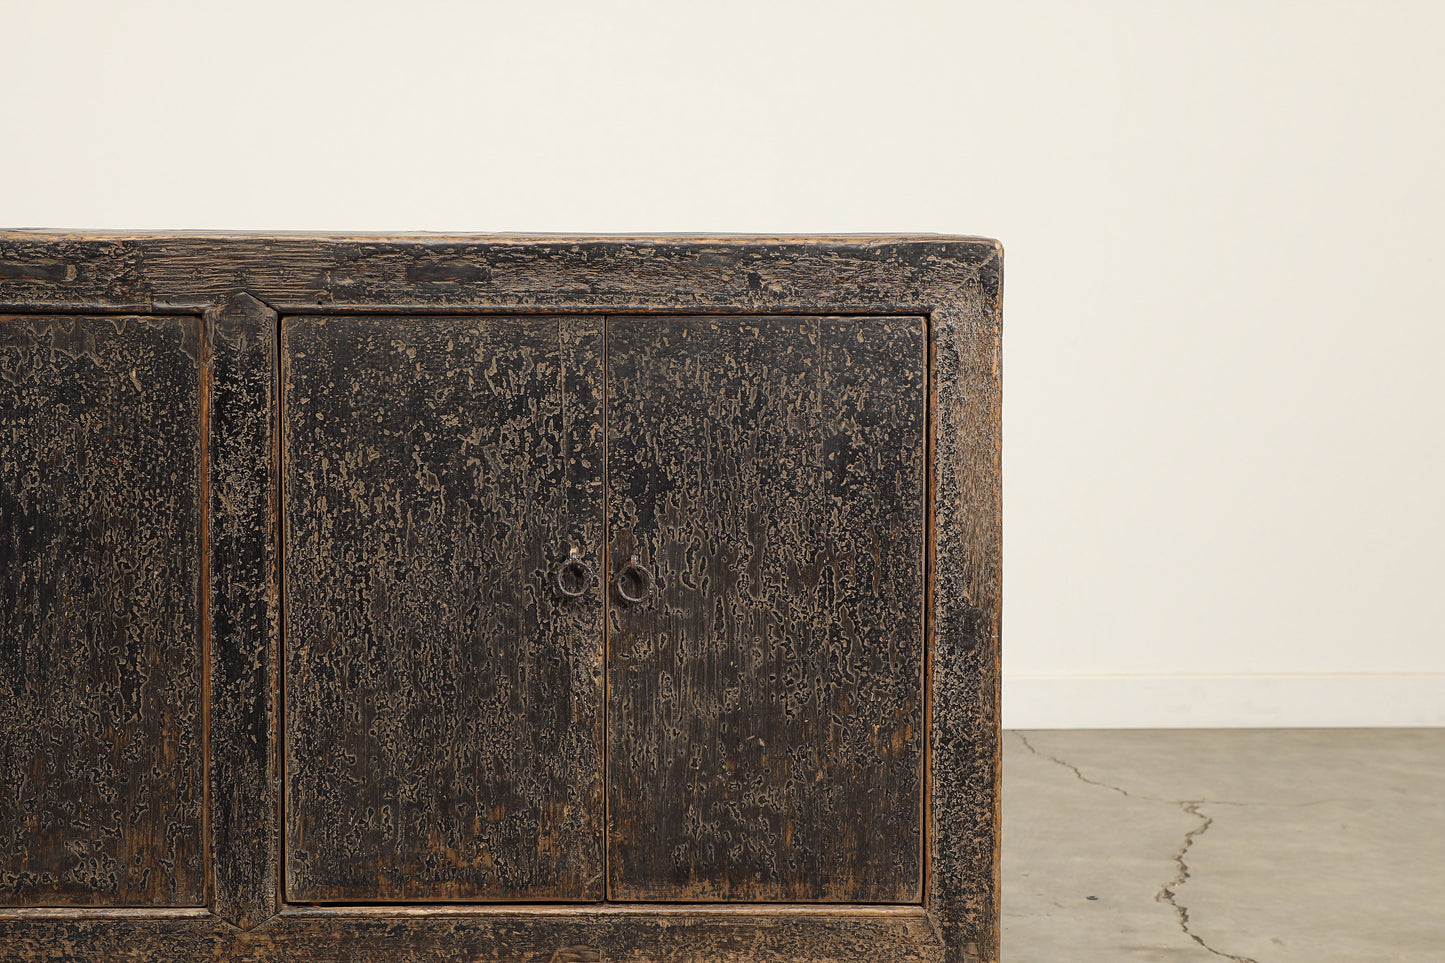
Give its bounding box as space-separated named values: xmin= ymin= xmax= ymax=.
xmin=0 ymin=234 xmax=1000 ymax=962
xmin=0 ymin=314 xmax=205 ymax=906
xmin=0 ymin=235 xmax=997 ymax=320
xmin=206 ymin=293 xmax=282 ymax=929
xmin=927 ymin=270 xmax=1002 ymax=963
xmin=606 ymin=316 xmax=925 ymax=903
xmin=0 ymin=907 xmax=947 ymax=962
xmin=282 ymin=315 xmax=605 ymax=902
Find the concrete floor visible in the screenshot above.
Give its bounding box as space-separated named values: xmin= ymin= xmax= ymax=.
xmin=1002 ymin=729 xmax=1445 ymax=962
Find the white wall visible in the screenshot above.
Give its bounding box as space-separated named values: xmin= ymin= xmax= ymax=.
xmin=7 ymin=1 xmax=1443 ymax=727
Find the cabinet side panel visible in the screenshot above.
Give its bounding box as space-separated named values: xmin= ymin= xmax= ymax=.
xmin=283 ymin=315 xmax=606 ymax=902
xmin=0 ymin=315 xmax=205 ymax=906
xmin=607 ymin=315 xmax=927 ymax=902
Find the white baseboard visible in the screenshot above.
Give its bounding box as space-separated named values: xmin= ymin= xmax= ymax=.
xmin=1003 ymin=674 xmax=1445 ymax=729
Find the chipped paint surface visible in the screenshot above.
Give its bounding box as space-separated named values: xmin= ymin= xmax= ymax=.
xmin=282 ymin=315 xmax=605 ymax=902
xmin=0 ymin=315 xmax=204 ymax=906
xmin=205 ymin=292 xmax=281 ymax=930
xmin=606 ymin=316 xmax=926 ymax=903
xmin=0 ymin=907 xmax=946 ymax=961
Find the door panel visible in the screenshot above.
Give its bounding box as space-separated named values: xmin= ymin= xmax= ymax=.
xmin=0 ymin=315 xmax=205 ymax=906
xmin=282 ymin=315 xmax=605 ymax=902
xmin=606 ymin=315 xmax=927 ymax=903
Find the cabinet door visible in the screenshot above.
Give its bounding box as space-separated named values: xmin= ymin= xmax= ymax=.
xmin=283 ymin=316 xmax=605 ymax=902
xmin=0 ymin=315 xmax=205 ymax=906
xmin=606 ymin=316 xmax=927 ymax=903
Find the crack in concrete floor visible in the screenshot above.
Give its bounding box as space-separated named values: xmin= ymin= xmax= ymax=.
xmin=1158 ymin=802 xmax=1258 ymax=963
xmin=1005 ymin=728 xmax=1445 ymax=961
xmin=1016 ymin=733 xmax=1258 ymax=962
xmin=1016 ymin=734 xmax=1131 ymax=799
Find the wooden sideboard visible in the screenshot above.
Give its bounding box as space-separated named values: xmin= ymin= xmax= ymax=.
xmin=0 ymin=234 xmax=1002 ymax=963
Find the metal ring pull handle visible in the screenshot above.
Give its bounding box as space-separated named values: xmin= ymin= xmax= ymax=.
xmin=615 ymin=555 xmax=653 ymax=605
xmin=555 ymin=553 xmax=596 ymax=599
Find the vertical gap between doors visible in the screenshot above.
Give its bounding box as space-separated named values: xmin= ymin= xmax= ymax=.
xmin=198 ymin=314 xmax=213 ymax=908
xmin=601 ymin=315 xmax=612 ymax=902
xmin=921 ymin=313 xmax=935 ymax=906
xmin=275 ymin=312 xmax=288 ymax=908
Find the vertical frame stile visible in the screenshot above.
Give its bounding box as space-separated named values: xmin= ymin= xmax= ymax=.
xmin=206 ymin=292 xmax=282 ymax=930
xmin=925 ymin=243 xmax=1004 ymax=963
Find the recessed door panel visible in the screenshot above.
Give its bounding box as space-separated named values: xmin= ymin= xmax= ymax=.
xmin=606 ymin=315 xmax=927 ymax=902
xmin=0 ymin=315 xmax=205 ymax=907
xmin=282 ymin=315 xmax=605 ymax=902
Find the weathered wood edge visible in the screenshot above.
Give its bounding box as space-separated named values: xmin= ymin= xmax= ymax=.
xmin=205 ymin=293 xmax=281 ymax=930
xmin=0 ymin=234 xmax=1001 ymax=963
xmin=0 ymin=230 xmax=993 ymax=244
xmin=0 ymin=235 xmax=1000 ymax=317
xmin=0 ymin=907 xmax=946 ymax=962
xmin=926 ymin=255 xmax=1003 ymax=963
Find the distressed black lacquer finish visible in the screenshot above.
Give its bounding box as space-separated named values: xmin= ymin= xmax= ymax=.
xmin=0 ymin=314 xmax=205 ymax=906
xmin=0 ymin=233 xmax=1001 ymax=963
xmin=607 ymin=316 xmax=926 ymax=903
xmin=282 ymin=315 xmax=605 ymax=902
xmin=206 ymin=292 xmax=281 ymax=930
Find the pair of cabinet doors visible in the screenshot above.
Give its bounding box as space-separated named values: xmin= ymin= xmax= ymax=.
xmin=0 ymin=234 xmax=1000 ymax=963
xmin=283 ymin=312 xmax=926 ymax=905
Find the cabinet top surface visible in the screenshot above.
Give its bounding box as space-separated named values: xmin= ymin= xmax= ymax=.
xmin=0 ymin=231 xmax=1003 ymax=317
xmin=1 ymin=230 xmax=1000 ymax=247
